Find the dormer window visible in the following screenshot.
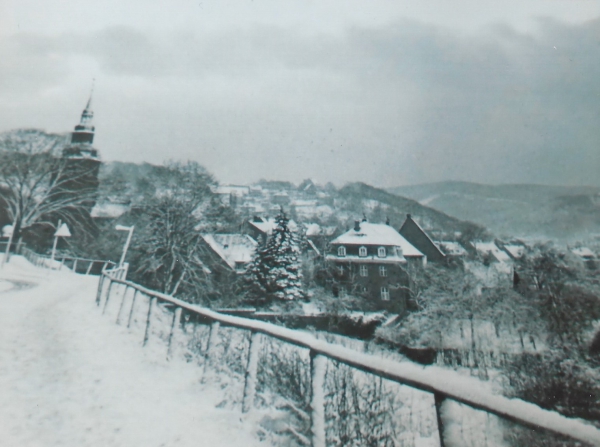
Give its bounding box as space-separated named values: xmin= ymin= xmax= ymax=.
xmin=378 ymin=247 xmax=386 ymax=258
xmin=359 ymin=246 xmax=367 ymax=257
xmin=337 ymin=246 xmax=346 ymax=257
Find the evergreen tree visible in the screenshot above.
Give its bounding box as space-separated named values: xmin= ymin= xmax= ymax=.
xmin=244 ymin=210 xmax=305 ymax=304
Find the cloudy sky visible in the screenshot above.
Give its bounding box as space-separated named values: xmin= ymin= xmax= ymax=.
xmin=1 ymin=1 xmax=599 ymax=187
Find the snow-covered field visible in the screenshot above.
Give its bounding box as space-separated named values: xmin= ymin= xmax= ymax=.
xmin=0 ymin=256 xmax=264 ymax=447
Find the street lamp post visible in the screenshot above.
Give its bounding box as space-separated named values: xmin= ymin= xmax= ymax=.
xmin=115 ymin=225 xmax=135 ymax=267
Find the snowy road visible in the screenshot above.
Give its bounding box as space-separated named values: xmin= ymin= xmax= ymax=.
xmin=0 ymin=257 xmax=263 ymax=447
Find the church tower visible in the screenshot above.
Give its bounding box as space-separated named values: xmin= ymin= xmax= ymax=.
xmin=63 ymin=88 xmax=99 ymax=159
xmin=59 ymin=88 xmax=102 ymax=214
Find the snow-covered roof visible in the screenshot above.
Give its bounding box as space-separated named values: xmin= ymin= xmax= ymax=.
xmin=291 ymin=199 xmax=318 ymax=207
xmin=436 ymin=241 xmax=467 ymax=256
xmin=572 ymin=247 xmax=595 ymax=259
xmin=248 ymin=217 xmax=298 ymax=235
xmin=474 ymin=242 xmax=511 ymax=263
xmin=503 ymin=245 xmax=525 ymax=259
xmin=303 ymin=223 xmax=336 ymax=237
xmin=91 ymin=203 xmax=130 ymax=219
xmin=330 ymin=222 xmax=424 ymax=257
xmin=201 ymin=234 xmax=257 ymax=270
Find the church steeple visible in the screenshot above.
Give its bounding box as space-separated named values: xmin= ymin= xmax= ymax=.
xmin=71 ymin=84 xmax=95 ymax=145
xmin=64 ymin=83 xmax=99 ymax=160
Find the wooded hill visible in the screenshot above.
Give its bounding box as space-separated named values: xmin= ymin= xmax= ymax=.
xmin=388 ymin=181 xmax=600 ymax=241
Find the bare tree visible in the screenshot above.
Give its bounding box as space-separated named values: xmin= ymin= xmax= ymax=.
xmin=0 ymin=129 xmax=100 ymax=262
xmin=126 ymin=161 xmax=218 ymax=297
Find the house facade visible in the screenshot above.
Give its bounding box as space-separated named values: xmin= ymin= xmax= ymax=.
xmin=325 ymin=220 xmax=426 ymax=313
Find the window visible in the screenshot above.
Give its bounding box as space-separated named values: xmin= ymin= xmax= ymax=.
xmin=379 ymin=265 xmax=387 ymax=277
xmin=378 ymin=247 xmax=387 ymax=258
xmin=359 ymin=246 xmax=367 ymax=257
xmin=381 ymin=286 xmax=390 ymax=301
xmin=339 ymin=287 xmax=347 ymax=298
xmin=337 ymin=246 xmax=346 ymax=257
xmin=337 ymin=265 xmax=344 ymax=276
xmin=362 ymin=286 xmax=369 ymax=293
xmin=359 ymin=265 xmax=368 ymax=277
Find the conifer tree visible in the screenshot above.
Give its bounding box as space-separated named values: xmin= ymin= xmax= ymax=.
xmin=244 ymin=210 xmax=305 ymax=304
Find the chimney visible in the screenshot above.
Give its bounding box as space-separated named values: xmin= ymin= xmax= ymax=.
xmin=407 ymin=213 xmax=412 ymax=219
xmin=354 ymin=220 xmax=361 ymax=232
xmin=362 ymin=213 xmax=367 ymax=222
xmin=385 ymin=216 xmax=390 ymax=226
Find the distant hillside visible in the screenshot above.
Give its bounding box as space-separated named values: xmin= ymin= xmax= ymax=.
xmin=335 ymin=183 xmax=487 ymax=241
xmin=388 ymin=181 xmax=600 ymax=241
xmin=97 ymin=165 xmax=486 ymax=243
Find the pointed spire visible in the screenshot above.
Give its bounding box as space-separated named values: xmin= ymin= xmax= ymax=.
xmin=71 ymin=81 xmax=96 ymax=146
xmin=79 ymin=80 xmax=94 ymax=126
xmin=84 ymin=79 xmax=94 ymax=112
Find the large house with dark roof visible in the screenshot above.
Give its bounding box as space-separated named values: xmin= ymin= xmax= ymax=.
xmin=325 ymin=220 xmax=425 ymax=312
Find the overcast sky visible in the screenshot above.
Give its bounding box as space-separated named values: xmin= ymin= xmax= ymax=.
xmin=1 ymin=1 xmax=599 ymax=187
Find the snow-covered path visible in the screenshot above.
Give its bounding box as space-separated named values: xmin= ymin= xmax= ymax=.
xmin=0 ymin=257 xmax=263 ymax=447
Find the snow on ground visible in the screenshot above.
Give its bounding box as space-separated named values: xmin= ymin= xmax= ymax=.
xmin=0 ymin=278 xmax=13 ymax=292
xmin=0 ymin=256 xmax=265 ymax=447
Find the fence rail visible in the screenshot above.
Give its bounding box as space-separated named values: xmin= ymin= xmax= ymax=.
xmin=97 ymin=271 xmax=600 ymax=447
xmin=21 ymin=247 xmax=117 ymax=276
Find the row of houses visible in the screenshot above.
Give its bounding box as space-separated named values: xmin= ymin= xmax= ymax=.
xmin=196 ymin=213 xmax=477 ymax=311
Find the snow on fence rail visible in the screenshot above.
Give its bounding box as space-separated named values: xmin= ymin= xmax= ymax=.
xmin=97 ymin=270 xmax=600 ymax=447
xmin=21 ymin=247 xmax=117 ymax=275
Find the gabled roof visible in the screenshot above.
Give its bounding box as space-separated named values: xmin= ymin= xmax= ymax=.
xmin=474 ymin=242 xmax=511 ymax=263
xmin=399 ymin=215 xmax=445 ymax=258
xmin=503 ymin=244 xmax=526 ymax=259
xmin=330 ymin=222 xmax=424 ymax=257
xmin=201 ymin=234 xmax=257 ymax=270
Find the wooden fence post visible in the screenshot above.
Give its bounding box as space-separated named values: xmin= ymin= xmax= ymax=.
xmin=127 ymin=289 xmax=138 ymax=328
xmin=143 ymin=297 xmax=158 ymax=347
xmin=310 ymin=351 xmax=326 ymax=447
xmin=242 ymin=331 xmax=261 ymax=413
xmin=72 ymin=259 xmax=78 ymax=273
xmin=203 ymin=321 xmax=220 ymax=375
xmin=434 ymin=392 xmax=447 ymax=447
xmin=166 ymin=307 xmax=183 ymax=361
xmin=95 ymin=275 xmax=105 ymax=306
xmin=102 ymin=280 xmax=114 ymax=314
xmin=86 ymin=260 xmax=94 ymax=275
xmin=116 ymin=285 xmax=130 ymax=325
